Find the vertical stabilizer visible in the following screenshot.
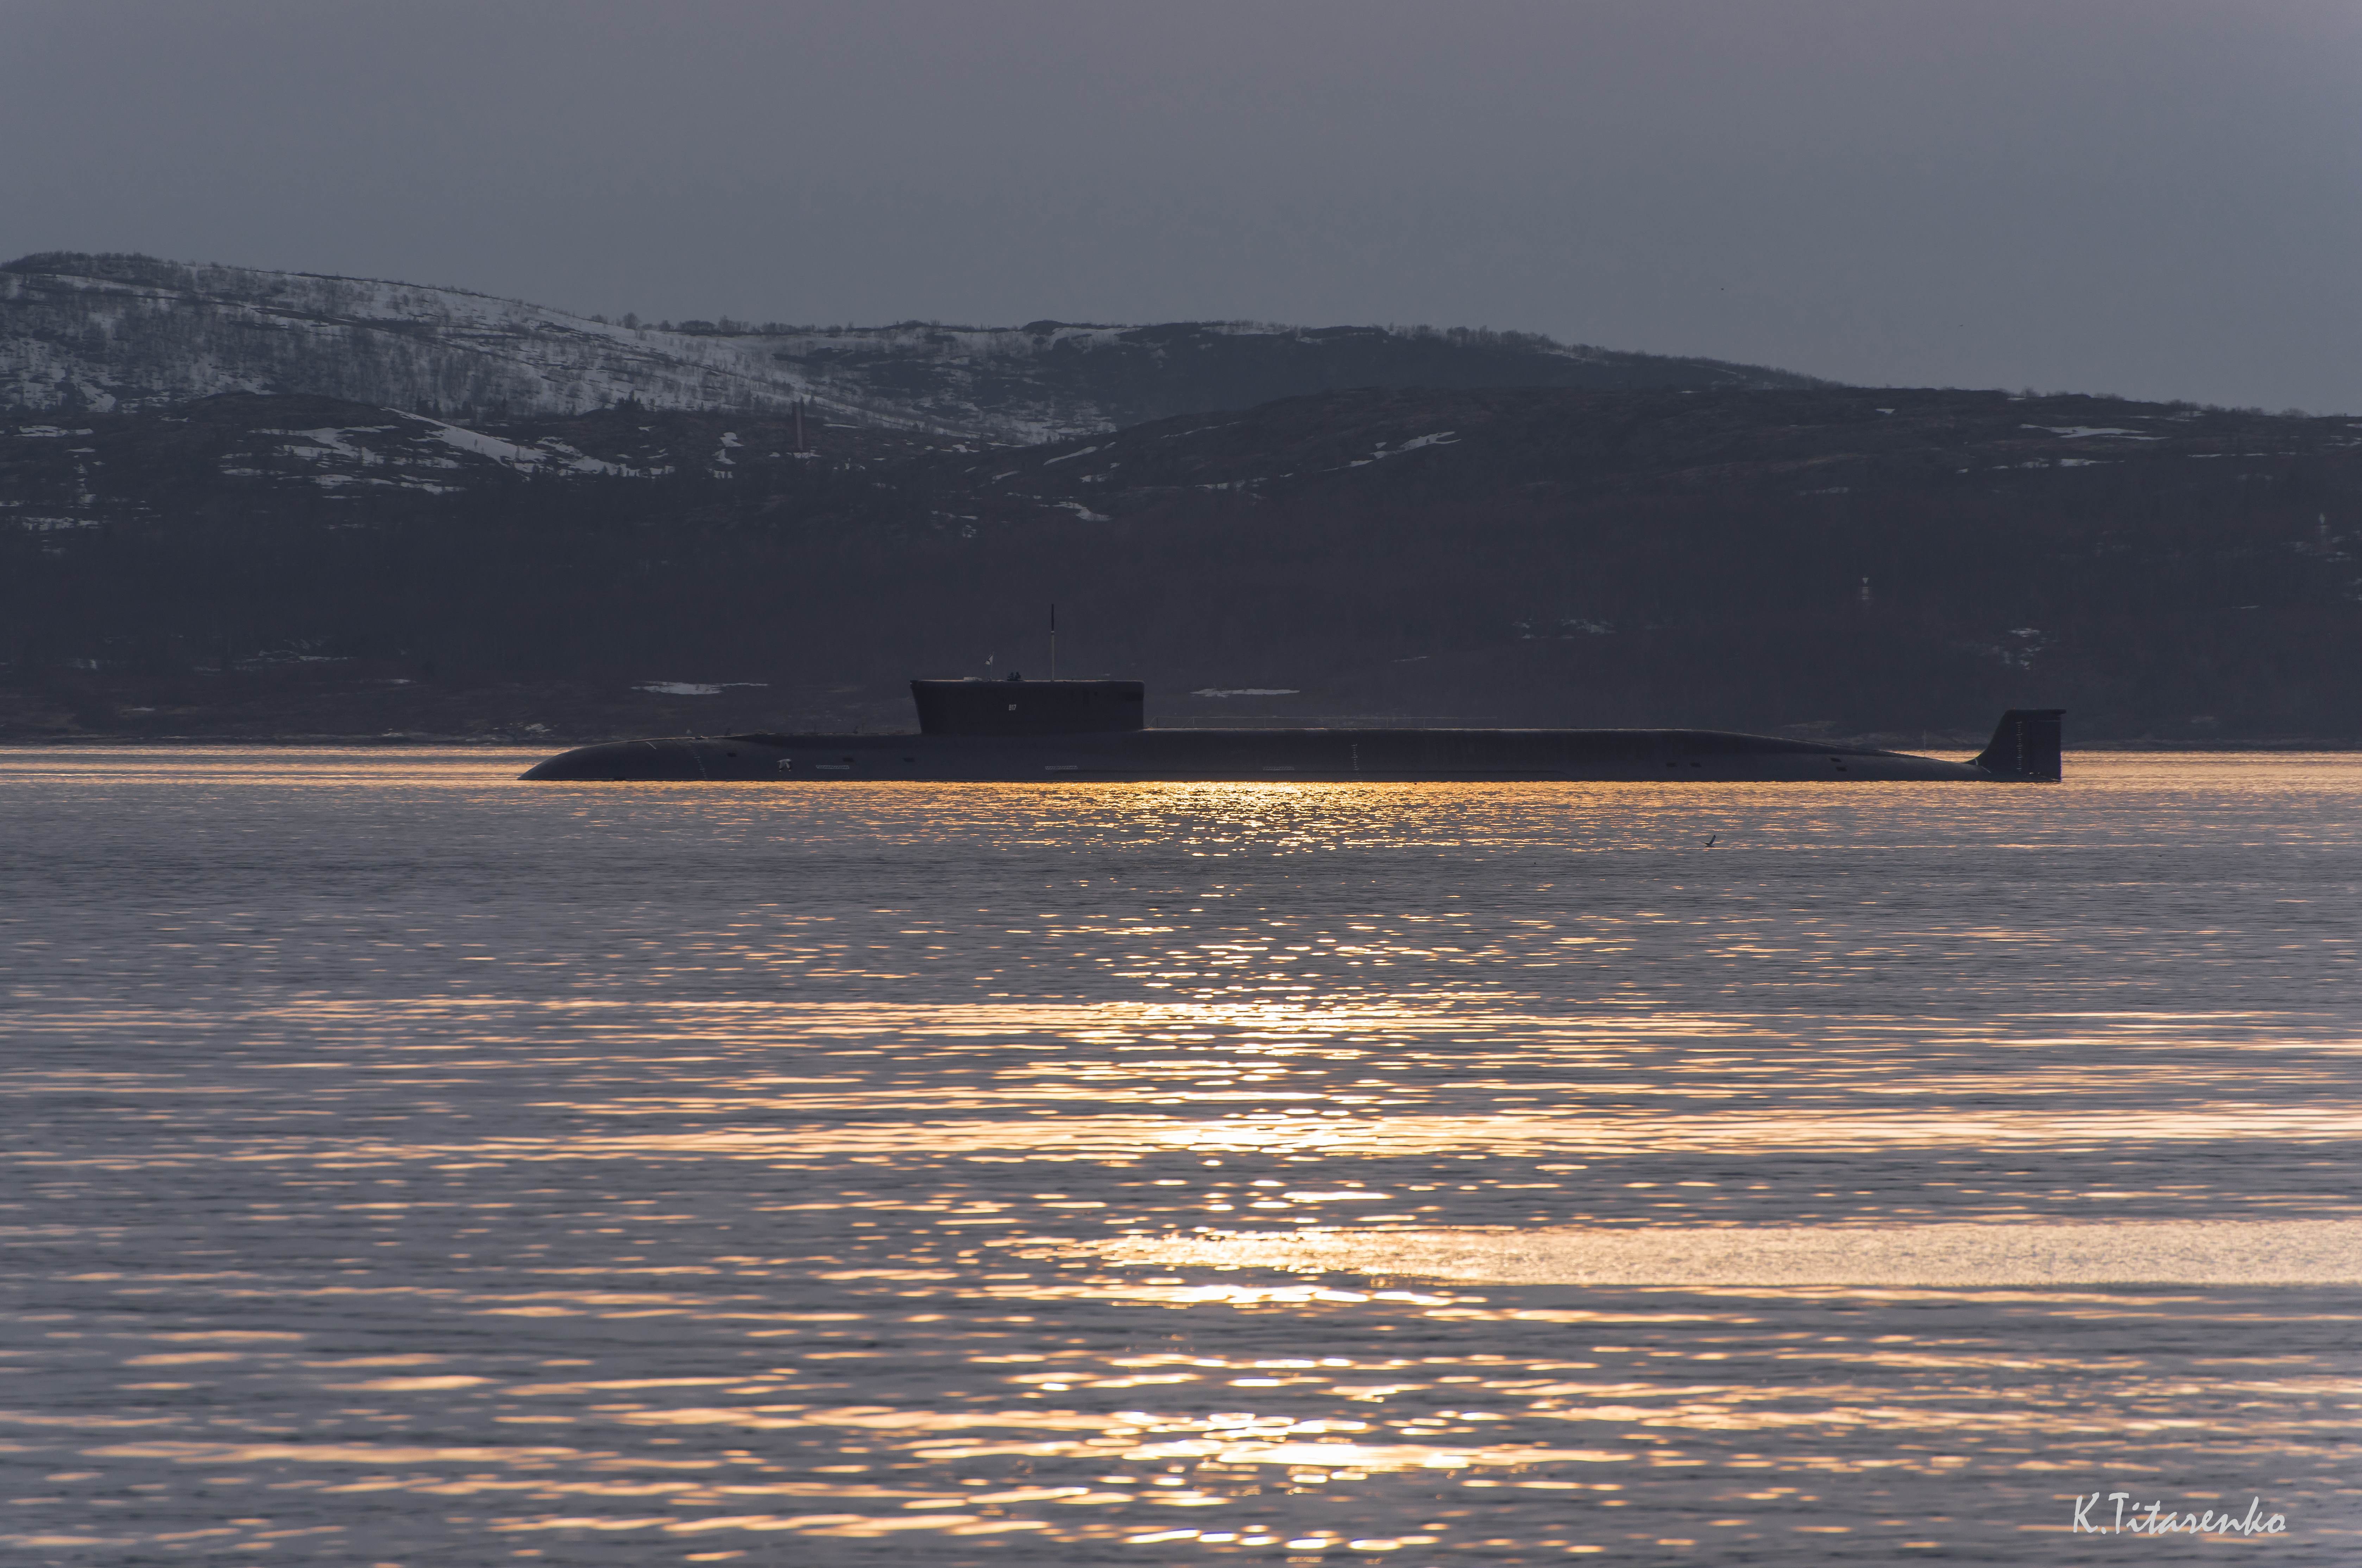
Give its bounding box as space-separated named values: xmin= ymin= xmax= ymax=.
xmin=1972 ymin=709 xmax=2065 ymax=780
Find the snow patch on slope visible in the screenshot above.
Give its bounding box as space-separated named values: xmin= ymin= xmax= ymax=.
xmin=4 ymin=255 xmax=1818 ymax=445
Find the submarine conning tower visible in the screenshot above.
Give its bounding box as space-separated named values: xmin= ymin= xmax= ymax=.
xmin=910 ymin=675 xmax=1146 ymax=737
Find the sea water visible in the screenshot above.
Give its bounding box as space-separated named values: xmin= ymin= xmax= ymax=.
xmin=2 ymin=750 xmax=2357 ymax=1564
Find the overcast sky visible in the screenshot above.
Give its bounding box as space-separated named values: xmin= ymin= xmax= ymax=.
xmin=5 ymin=0 xmax=2356 ymax=410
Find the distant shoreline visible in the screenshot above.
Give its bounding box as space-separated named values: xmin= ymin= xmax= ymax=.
xmin=6 ymin=735 xmax=2360 ymax=753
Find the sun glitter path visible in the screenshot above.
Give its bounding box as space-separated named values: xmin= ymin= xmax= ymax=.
xmin=1099 ymin=1220 xmax=2362 ymax=1287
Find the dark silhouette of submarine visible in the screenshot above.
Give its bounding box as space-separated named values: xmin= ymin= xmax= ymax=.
xmin=522 ymin=678 xmax=2064 ymax=783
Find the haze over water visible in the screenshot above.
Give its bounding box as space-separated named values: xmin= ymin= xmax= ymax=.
xmin=4 ymin=751 xmax=2358 ymax=1564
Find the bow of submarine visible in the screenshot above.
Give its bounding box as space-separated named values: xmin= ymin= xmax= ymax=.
xmin=519 ymin=739 xmax=709 ymax=781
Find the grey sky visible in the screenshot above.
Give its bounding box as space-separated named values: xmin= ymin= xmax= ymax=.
xmin=6 ymin=0 xmax=2356 ymax=410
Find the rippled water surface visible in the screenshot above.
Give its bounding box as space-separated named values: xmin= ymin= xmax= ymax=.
xmin=4 ymin=750 xmax=2359 ymax=1564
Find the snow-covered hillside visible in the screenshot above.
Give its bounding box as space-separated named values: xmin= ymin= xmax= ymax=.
xmin=0 ymin=253 xmax=875 ymax=427
xmin=1 ymin=252 xmax=1820 ymax=443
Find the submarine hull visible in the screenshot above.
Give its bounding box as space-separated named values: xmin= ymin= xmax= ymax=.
xmin=521 ymin=727 xmax=2018 ymax=784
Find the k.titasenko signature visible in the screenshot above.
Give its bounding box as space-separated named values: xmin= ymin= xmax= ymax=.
xmin=2072 ymin=1493 xmax=2286 ymax=1536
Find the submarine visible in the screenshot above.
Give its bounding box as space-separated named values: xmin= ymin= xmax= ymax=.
xmin=522 ymin=677 xmax=2064 ymax=783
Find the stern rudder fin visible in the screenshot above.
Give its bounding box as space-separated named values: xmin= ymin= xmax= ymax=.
xmin=1972 ymin=708 xmax=2065 ymax=780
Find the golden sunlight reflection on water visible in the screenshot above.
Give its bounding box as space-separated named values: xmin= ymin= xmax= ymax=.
xmin=2 ymin=750 xmax=2358 ymax=1563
